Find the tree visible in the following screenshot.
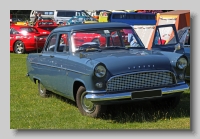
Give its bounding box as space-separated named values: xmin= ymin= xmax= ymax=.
xmin=10 ymin=10 xmax=31 ymax=14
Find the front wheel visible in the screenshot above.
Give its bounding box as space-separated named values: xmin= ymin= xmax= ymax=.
xmin=14 ymin=41 xmax=25 ymax=54
xmin=76 ymin=86 xmax=106 ymax=118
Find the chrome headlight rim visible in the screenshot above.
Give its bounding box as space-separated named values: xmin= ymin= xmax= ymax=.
xmin=177 ymin=57 xmax=188 ymax=70
xmin=94 ymin=64 xmax=107 ymax=78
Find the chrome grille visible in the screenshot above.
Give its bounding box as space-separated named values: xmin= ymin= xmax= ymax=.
xmin=106 ymin=71 xmax=175 ymax=92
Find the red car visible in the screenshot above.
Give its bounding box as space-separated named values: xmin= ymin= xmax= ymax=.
xmin=68 ymin=29 xmax=133 ymax=48
xmin=32 ymin=19 xmax=58 ymax=34
xmin=10 ymin=24 xmax=49 ymax=54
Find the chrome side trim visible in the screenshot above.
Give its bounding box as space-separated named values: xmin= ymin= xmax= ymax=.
xmin=30 ymin=62 xmax=89 ymax=76
xmin=85 ymin=83 xmax=189 ymax=102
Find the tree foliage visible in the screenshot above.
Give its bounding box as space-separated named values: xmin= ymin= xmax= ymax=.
xmin=10 ymin=10 xmax=31 ymax=14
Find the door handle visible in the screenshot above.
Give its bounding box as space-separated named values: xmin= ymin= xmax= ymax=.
xmin=50 ymin=55 xmax=54 ymax=58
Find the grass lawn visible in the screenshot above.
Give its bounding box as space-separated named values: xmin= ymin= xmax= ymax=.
xmin=10 ymin=53 xmax=190 ymax=129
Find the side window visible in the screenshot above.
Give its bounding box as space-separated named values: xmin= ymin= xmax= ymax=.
xmin=45 ymin=34 xmax=57 ymax=52
xmin=154 ymin=26 xmax=177 ymax=45
xmin=76 ymin=11 xmax=81 ymax=16
xmin=184 ymin=30 xmax=190 ymax=45
xmin=57 ymin=11 xmax=66 ymax=17
xmin=10 ymin=28 xmax=19 ymax=34
xmin=65 ymin=11 xmax=76 ymax=17
xmin=57 ymin=33 xmax=69 ymax=52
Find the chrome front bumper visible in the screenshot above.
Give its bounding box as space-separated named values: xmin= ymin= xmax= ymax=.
xmin=85 ymin=82 xmax=189 ymax=102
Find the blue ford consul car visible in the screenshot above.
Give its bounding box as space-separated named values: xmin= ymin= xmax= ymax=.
xmin=26 ymin=22 xmax=189 ymax=118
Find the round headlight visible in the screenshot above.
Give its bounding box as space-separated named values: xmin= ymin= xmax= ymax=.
xmin=94 ymin=65 xmax=106 ymax=78
xmin=177 ymin=57 xmax=187 ymax=69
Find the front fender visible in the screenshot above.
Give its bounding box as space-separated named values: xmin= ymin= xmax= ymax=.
xmin=159 ymin=51 xmax=187 ymax=68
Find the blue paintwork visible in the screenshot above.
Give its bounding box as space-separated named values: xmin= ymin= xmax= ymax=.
xmin=26 ymin=22 xmax=189 ymax=104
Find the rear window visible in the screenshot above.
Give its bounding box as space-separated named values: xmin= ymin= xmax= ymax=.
xmin=38 ymin=27 xmax=56 ymax=31
xmin=57 ymin=11 xmax=76 ymax=17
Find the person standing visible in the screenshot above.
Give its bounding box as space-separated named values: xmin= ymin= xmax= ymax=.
xmin=38 ymin=13 xmax=43 ymax=21
xmin=33 ymin=12 xmax=38 ymax=24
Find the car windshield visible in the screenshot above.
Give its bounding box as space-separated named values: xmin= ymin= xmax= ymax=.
xmin=71 ymin=28 xmax=144 ymax=52
xmin=20 ymin=27 xmax=38 ymax=33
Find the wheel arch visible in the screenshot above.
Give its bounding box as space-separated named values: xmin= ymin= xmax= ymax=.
xmin=73 ymin=80 xmax=85 ymax=101
xmin=33 ymin=76 xmax=41 ymax=84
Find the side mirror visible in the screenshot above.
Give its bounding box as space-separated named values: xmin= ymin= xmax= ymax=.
xmin=174 ymin=43 xmax=181 ymax=52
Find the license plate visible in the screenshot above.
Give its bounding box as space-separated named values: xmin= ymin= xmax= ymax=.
xmin=131 ymin=90 xmax=162 ymax=99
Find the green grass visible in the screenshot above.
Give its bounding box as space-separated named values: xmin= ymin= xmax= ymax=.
xmin=10 ymin=53 xmax=190 ymax=129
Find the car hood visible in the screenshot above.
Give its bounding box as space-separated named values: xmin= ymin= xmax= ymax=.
xmin=79 ymin=49 xmax=172 ymax=75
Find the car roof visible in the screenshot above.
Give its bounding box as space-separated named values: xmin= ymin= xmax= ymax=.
xmin=52 ymin=22 xmax=132 ymax=33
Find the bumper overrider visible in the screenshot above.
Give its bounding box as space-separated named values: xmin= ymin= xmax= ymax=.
xmin=85 ymin=82 xmax=189 ymax=105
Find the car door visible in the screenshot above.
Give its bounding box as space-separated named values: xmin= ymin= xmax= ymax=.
xmin=151 ymin=24 xmax=182 ymax=52
xmin=37 ymin=33 xmax=58 ymax=90
xmin=179 ymin=28 xmax=190 ymax=80
xmin=50 ymin=32 xmax=71 ymax=97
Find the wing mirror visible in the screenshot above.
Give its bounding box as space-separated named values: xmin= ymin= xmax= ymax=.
xmin=174 ymin=43 xmax=181 ymax=52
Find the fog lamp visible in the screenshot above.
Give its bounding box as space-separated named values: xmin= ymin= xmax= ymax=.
xmin=179 ymin=74 xmax=184 ymax=80
xmin=96 ymin=82 xmax=103 ymax=88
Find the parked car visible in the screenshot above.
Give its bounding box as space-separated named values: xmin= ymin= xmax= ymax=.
xmin=30 ymin=10 xmax=95 ymax=25
xmin=66 ymin=16 xmax=98 ymax=25
xmin=10 ymin=25 xmax=48 ymax=54
xmin=31 ymin=19 xmax=58 ymax=34
xmin=151 ymin=25 xmax=190 ymax=82
xmin=26 ymin=22 xmax=189 ymax=118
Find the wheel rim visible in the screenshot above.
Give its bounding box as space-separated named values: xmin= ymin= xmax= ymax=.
xmin=15 ymin=42 xmax=24 ymax=54
xmin=81 ymin=91 xmax=96 ymax=113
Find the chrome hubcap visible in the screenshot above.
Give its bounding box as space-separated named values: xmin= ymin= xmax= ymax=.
xmin=81 ymin=91 xmax=95 ymax=113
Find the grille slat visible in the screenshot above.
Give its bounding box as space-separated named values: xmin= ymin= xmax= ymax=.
xmin=106 ymin=71 xmax=175 ymax=92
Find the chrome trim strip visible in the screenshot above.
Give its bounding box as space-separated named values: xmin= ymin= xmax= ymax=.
xmin=85 ymin=83 xmax=189 ymax=102
xmin=30 ymin=62 xmax=89 ymax=76
xmin=86 ymin=90 xmax=107 ymax=93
